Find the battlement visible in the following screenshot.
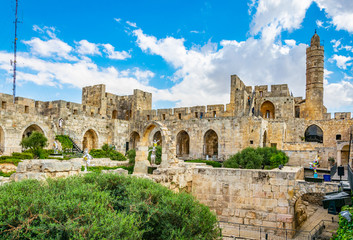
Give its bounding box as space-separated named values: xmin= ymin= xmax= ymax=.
xmin=137 ymin=103 xmax=233 ymax=122
xmin=254 ymin=84 xmax=290 ymax=98
xmin=335 ymin=112 xmax=351 ymax=120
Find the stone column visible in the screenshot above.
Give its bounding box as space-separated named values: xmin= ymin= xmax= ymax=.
xmin=134 ymin=146 xmax=150 ymax=174
xmin=337 ymin=149 xmax=341 ymax=166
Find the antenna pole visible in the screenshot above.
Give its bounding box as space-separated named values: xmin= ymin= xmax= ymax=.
xmin=13 ymin=0 xmax=18 ymax=103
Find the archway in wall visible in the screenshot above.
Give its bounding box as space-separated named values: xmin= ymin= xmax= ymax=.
xmin=153 ymin=131 xmax=162 ymax=146
xmin=0 ymin=126 xmax=4 ymax=154
xmin=260 ymin=101 xmax=275 ymax=119
xmin=294 ymin=193 xmax=324 ymax=229
xmin=22 ymin=124 xmax=44 ymax=139
xmin=263 ymin=131 xmax=267 ymax=147
xmin=204 ymin=129 xmax=218 ymax=158
xmin=129 ymin=131 xmax=140 ymax=150
xmin=112 ymin=110 xmax=118 ymax=119
xmin=82 ymin=129 xmax=98 ymax=151
xmin=305 ymin=125 xmax=323 ymax=143
xmin=341 ymin=145 xmax=349 ymax=165
xmin=176 ymin=130 xmax=190 ymax=157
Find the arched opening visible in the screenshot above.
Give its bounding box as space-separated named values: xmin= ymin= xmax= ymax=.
xmin=263 ymin=131 xmax=267 ymax=147
xmin=0 ymin=126 xmax=4 ymax=154
xmin=204 ymin=129 xmax=218 ymax=158
xmin=22 ymin=124 xmax=44 ymax=139
xmin=112 ymin=110 xmax=118 ymax=119
xmin=176 ymin=130 xmax=190 ymax=158
xmin=341 ymin=145 xmax=350 ymax=166
xmin=153 ymin=131 xmax=162 ymax=146
xmin=82 ymin=129 xmax=98 ymax=151
xmin=129 ymin=131 xmax=140 ymax=150
xmin=305 ymin=125 xmax=323 ymax=143
xmin=294 ymin=193 xmax=325 ymax=229
xmin=260 ymin=101 xmax=275 ymax=119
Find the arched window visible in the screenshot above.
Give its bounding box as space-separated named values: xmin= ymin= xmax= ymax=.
xmin=304 ymin=125 xmax=323 ymax=143
xmin=260 ymin=101 xmax=275 ymax=119
xmin=112 ymin=110 xmax=118 ymax=119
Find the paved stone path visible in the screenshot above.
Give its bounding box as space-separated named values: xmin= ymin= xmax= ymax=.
xmin=294 ymin=207 xmax=338 ymax=239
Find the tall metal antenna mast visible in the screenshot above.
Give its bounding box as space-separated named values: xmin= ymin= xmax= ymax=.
xmin=13 ymin=0 xmax=19 ymax=103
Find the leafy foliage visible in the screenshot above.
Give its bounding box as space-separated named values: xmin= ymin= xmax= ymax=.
xmin=0 ymin=171 xmax=16 ymax=177
xmin=20 ymin=132 xmax=48 ymax=158
xmin=0 ymin=174 xmax=221 ymax=240
xmin=55 ymin=135 xmax=73 ymax=152
xmin=0 ymin=152 xmax=34 ymax=166
xmin=185 ymin=159 xmax=222 ymax=168
xmin=89 ymin=144 xmax=127 ymax=161
xmin=147 ymin=146 xmax=162 ymax=165
xmin=126 ymin=149 xmax=136 ymax=165
xmin=224 ymin=147 xmax=288 ymax=169
xmin=333 ymin=206 xmax=353 ymax=239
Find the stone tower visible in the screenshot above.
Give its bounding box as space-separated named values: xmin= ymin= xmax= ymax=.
xmin=303 ymin=32 xmax=325 ymax=120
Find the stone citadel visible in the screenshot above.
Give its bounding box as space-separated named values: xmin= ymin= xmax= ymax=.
xmin=0 ymin=33 xmax=352 ymax=171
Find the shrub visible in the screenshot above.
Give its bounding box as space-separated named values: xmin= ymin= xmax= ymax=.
xmin=147 ymin=146 xmax=162 ymax=165
xmin=0 ymin=171 xmax=15 ymax=177
xmin=224 ymin=147 xmax=289 ymax=170
xmin=185 ymin=159 xmax=222 ymax=168
xmin=11 ymin=152 xmax=33 ymax=159
xmin=127 ymin=149 xmax=136 ymax=165
xmin=333 ymin=206 xmax=353 ymax=239
xmin=55 ymin=135 xmax=73 ymax=152
xmin=20 ymin=131 xmax=48 ymax=158
xmin=89 ymin=144 xmax=127 ymax=161
xmin=81 ymin=166 xmax=133 ymax=174
xmin=0 ymin=174 xmax=221 ymax=239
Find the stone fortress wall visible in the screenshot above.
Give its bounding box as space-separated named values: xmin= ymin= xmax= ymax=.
xmin=0 ymin=33 xmax=352 ymax=168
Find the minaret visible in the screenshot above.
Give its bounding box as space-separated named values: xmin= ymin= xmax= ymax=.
xmin=304 ymin=31 xmax=325 ymax=120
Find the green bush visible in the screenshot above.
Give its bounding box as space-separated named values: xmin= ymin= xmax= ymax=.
xmin=127 ymin=149 xmax=136 ymax=165
xmin=185 ymin=159 xmax=222 ymax=168
xmin=147 ymin=146 xmax=162 ymax=165
xmin=11 ymin=152 xmax=33 ymax=159
xmin=55 ymin=135 xmax=73 ymax=152
xmin=224 ymin=147 xmax=288 ymax=169
xmin=0 ymin=174 xmax=221 ymax=239
xmin=0 ymin=171 xmax=15 ymax=177
xmin=89 ymin=144 xmax=127 ymax=161
xmin=0 ymin=158 xmax=22 ymax=166
xmin=20 ymin=132 xmax=48 ymax=158
xmin=333 ymin=206 xmax=353 ymax=239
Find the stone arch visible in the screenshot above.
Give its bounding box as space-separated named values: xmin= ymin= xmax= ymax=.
xmin=260 ymin=101 xmax=275 ymax=119
xmin=305 ymin=124 xmax=323 ymax=143
xmin=341 ymin=145 xmax=350 ymax=166
xmin=112 ymin=110 xmax=118 ymax=119
xmin=22 ymin=124 xmax=45 ymax=139
xmin=153 ymin=131 xmax=162 ymax=146
xmin=204 ymin=129 xmax=218 ymax=158
xmin=129 ymin=131 xmax=140 ymax=150
xmin=0 ymin=126 xmax=4 ymax=154
xmin=176 ymin=130 xmax=190 ymax=158
xmin=134 ymin=121 xmax=176 ymax=173
xmin=82 ymin=129 xmax=98 ymax=151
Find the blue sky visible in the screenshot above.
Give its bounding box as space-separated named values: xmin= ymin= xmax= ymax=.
xmin=0 ymin=0 xmax=352 ymax=113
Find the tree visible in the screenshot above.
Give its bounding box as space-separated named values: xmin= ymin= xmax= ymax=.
xmin=20 ymin=131 xmax=47 ymax=158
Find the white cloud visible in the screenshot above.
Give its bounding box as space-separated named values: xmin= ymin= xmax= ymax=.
xmin=324 ymin=80 xmax=353 ymax=112
xmin=114 ymin=18 xmax=121 ymax=22
xmin=76 ymin=40 xmax=101 ymax=56
xmin=331 ymin=39 xmax=341 ymax=52
xmin=126 ymin=21 xmax=137 ymax=28
xmin=101 ymin=44 xmax=131 ymax=60
xmin=250 ymin=0 xmax=313 ymax=43
xmin=133 ymin=29 xmax=308 ymax=106
xmin=22 ymin=38 xmax=75 ymax=60
xmin=329 ymin=54 xmax=353 ymax=69
xmin=316 ymin=20 xmax=324 ymax=28
xmin=315 ymin=0 xmax=353 ymax=33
